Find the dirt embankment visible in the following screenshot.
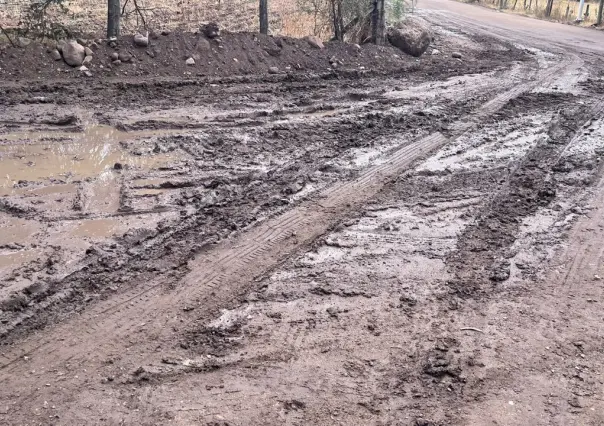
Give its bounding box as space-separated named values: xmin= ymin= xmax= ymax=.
xmin=0 ymin=23 xmax=525 ymax=84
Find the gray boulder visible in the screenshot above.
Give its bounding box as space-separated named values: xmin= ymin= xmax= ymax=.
xmin=62 ymin=40 xmax=86 ymax=67
xmin=387 ymin=17 xmax=432 ymax=58
xmin=134 ymin=33 xmax=149 ymax=47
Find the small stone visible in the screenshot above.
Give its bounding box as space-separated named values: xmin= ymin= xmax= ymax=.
xmin=268 ymin=66 xmax=279 ymax=74
xmin=161 ymin=29 xmax=171 ymax=36
xmin=133 ymin=33 xmax=149 ymax=47
xmin=431 ymin=49 xmax=440 ymax=55
xmin=201 ymin=22 xmax=220 ymax=39
xmin=79 ymin=65 xmax=89 ymax=72
xmin=594 ymin=275 xmax=602 ymax=281
xmin=83 ymin=55 xmax=93 ymax=65
xmin=112 ymin=59 xmax=122 ymax=65
xmin=110 ymin=52 xmax=119 ymax=61
xmin=50 ymin=50 xmax=62 ymax=61
xmin=84 ymin=47 xmax=93 ymax=56
xmin=452 ymin=52 xmax=462 ymax=59
xmin=185 ymin=57 xmax=195 ymax=65
xmin=17 ymin=36 xmax=32 ymax=48
xmin=118 ymin=51 xmax=132 ymax=62
xmin=326 ymin=307 xmax=338 ymax=318
xmin=113 ymin=162 xmax=123 ymax=170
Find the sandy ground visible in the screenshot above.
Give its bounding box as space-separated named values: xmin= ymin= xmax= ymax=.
xmin=1 ymin=1 xmax=604 ymax=424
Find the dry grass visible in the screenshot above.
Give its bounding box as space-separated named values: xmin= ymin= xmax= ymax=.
xmin=0 ymin=0 xmax=330 ymax=38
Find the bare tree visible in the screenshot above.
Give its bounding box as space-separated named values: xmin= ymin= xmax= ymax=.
xmin=331 ymin=0 xmax=344 ymax=40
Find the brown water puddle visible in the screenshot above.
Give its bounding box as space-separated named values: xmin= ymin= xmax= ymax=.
xmin=0 ymin=216 xmax=40 ymax=245
xmin=70 ymin=218 xmax=120 ymax=239
xmin=0 ymin=125 xmax=181 ymax=195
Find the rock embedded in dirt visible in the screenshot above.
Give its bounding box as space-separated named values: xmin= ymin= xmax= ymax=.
xmin=387 ymin=17 xmax=432 ymax=58
xmin=134 ymin=33 xmax=149 ymax=47
xmin=84 ymin=47 xmax=93 ymax=57
xmin=118 ymin=51 xmax=133 ymax=62
xmin=83 ymin=56 xmax=93 ymax=65
xmin=49 ymin=50 xmax=62 ymax=61
xmin=186 ymin=57 xmax=195 ymax=65
xmin=202 ymin=22 xmax=220 ymax=39
xmin=268 ymin=66 xmax=279 ymax=74
xmin=17 ymin=37 xmax=32 ymax=48
xmin=112 ymin=59 xmax=122 ymax=66
xmin=452 ymin=52 xmax=462 ymax=59
xmin=110 ymin=52 xmax=119 ymax=61
xmin=304 ymin=35 xmax=325 ymax=49
xmin=62 ymin=40 xmax=86 ymax=67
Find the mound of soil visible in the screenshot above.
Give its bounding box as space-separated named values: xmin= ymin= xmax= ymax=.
xmin=0 ymin=31 xmax=411 ymax=81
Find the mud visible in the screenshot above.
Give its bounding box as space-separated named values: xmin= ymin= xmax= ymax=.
xmin=1 ymin=2 xmax=604 ymax=424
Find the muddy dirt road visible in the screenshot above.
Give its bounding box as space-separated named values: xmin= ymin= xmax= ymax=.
xmin=1 ymin=1 xmax=604 ymax=424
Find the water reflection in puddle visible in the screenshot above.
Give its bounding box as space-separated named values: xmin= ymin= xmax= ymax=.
xmin=0 ymin=125 xmax=181 ymax=195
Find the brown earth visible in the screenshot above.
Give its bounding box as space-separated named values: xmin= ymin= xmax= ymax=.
xmin=1 ymin=0 xmax=604 ymax=425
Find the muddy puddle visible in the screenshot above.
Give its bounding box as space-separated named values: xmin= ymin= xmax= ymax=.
xmin=70 ymin=218 xmax=120 ymax=239
xmin=0 ymin=125 xmax=182 ymax=195
xmin=0 ymin=250 xmax=41 ymax=270
xmin=0 ymin=216 xmax=39 ymax=246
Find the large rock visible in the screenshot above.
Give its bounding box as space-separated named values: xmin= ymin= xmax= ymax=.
xmin=62 ymin=40 xmax=86 ymax=67
xmin=304 ymin=35 xmax=324 ymax=49
xmin=387 ymin=17 xmax=432 ymax=58
xmin=133 ymin=33 xmax=149 ymax=47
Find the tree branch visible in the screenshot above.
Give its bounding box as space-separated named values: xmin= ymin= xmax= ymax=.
xmin=0 ymin=23 xmax=16 ymax=48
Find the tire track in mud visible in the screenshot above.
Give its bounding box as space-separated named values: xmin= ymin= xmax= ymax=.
xmin=0 ymin=53 xmax=585 ymax=424
xmin=447 ymin=96 xmax=604 ymax=295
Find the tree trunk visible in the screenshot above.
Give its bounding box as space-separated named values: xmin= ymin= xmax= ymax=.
xmin=513 ymin=0 xmax=518 ymax=9
xmin=598 ymin=0 xmax=604 ymax=25
xmin=107 ymin=0 xmax=120 ymax=39
xmin=331 ymin=0 xmax=341 ymax=40
xmin=545 ymin=0 xmax=554 ymax=16
xmin=371 ymin=0 xmax=385 ymax=44
xmin=259 ymin=0 xmax=268 ymax=34
xmin=337 ymin=0 xmax=344 ymax=40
